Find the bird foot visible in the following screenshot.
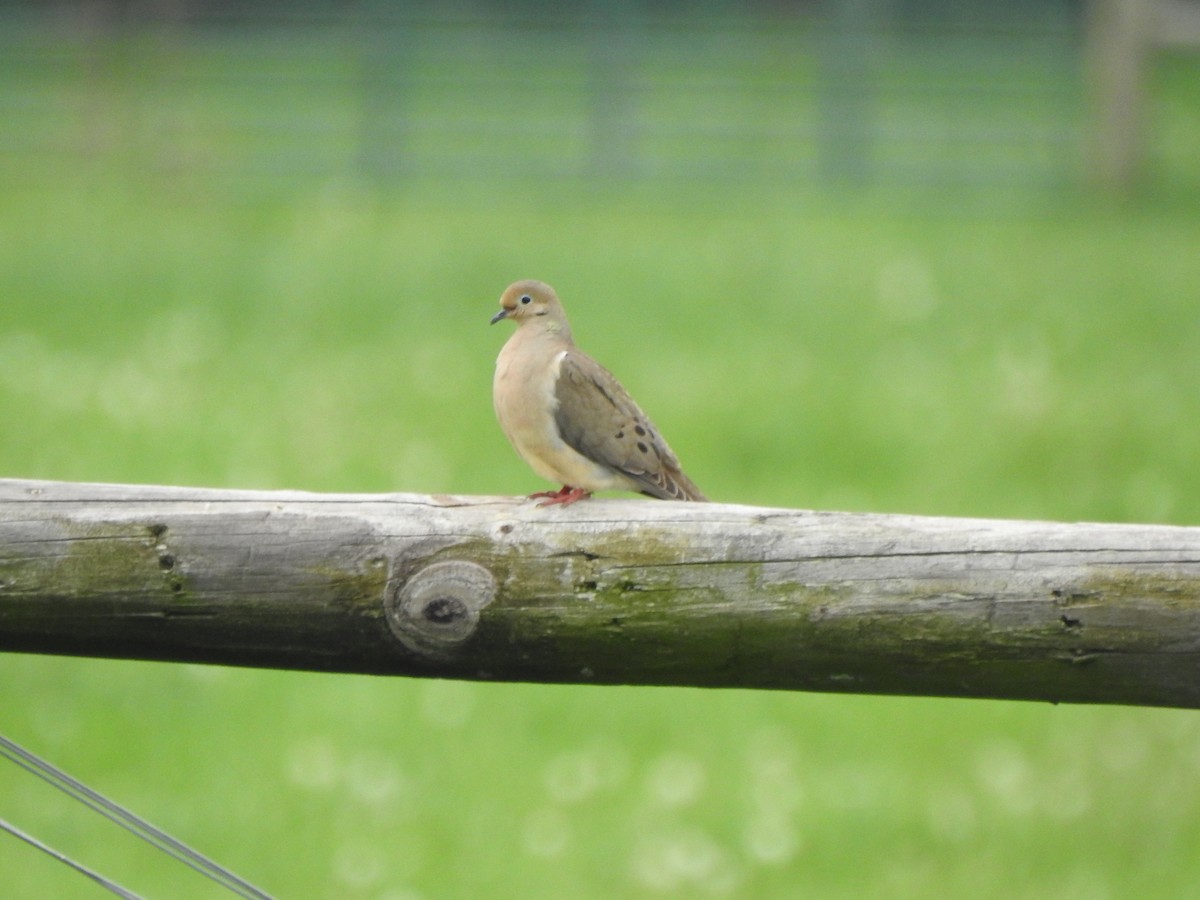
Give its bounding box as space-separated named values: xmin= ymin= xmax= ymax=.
xmin=529 ymin=485 xmax=593 ymax=507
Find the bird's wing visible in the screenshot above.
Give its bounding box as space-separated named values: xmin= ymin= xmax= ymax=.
xmin=554 ymin=349 xmax=706 ymax=501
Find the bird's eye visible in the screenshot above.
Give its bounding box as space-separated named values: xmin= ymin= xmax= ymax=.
xmin=520 ymin=295 xmax=532 ymax=305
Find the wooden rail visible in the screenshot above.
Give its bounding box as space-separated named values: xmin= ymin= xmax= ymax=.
xmin=2 ymin=478 xmax=1199 ymax=708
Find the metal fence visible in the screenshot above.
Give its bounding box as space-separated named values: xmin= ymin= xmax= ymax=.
xmin=0 ymin=1 xmax=1085 ymax=189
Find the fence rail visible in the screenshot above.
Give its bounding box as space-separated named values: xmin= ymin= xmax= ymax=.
xmin=3 ymin=478 xmax=1199 ymax=709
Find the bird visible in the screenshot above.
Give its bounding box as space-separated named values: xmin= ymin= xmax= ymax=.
xmin=490 ymin=279 xmax=708 ymax=507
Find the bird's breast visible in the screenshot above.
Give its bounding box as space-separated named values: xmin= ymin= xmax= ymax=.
xmin=493 ymin=337 xmax=628 ymax=491
xmin=494 ymin=338 xmax=566 ymax=466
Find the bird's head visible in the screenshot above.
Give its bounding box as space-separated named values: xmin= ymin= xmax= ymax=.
xmin=490 ymin=280 xmax=569 ymax=330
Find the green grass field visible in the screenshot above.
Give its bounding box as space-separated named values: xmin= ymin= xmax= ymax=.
xmin=2 ymin=18 xmax=1200 ymax=900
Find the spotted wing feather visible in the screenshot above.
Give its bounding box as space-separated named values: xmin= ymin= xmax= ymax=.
xmin=554 ymin=350 xmax=707 ymax=501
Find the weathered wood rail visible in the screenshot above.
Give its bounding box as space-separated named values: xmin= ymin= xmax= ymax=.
xmin=1 ymin=478 xmax=1199 ymax=708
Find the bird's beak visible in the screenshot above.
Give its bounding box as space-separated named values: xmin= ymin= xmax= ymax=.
xmin=490 ymin=308 xmax=509 ymax=325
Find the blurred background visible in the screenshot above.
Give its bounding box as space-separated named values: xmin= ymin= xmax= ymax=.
xmin=1 ymin=0 xmax=1199 ymax=896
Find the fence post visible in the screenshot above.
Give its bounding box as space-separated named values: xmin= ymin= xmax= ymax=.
xmin=1087 ymin=0 xmax=1154 ymax=192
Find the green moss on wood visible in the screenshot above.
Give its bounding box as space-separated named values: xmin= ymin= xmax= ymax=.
xmin=309 ymin=555 xmax=389 ymax=617
xmin=0 ymin=519 xmax=190 ymax=603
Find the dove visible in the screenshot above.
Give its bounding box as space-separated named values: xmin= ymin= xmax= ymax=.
xmin=490 ymin=280 xmax=707 ymax=507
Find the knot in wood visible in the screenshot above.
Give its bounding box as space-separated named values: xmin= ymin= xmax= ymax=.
xmin=385 ymin=560 xmax=496 ymax=658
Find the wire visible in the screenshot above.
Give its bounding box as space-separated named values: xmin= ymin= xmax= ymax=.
xmin=0 ymin=734 xmax=273 ymax=899
xmin=0 ymin=816 xmax=144 ymax=900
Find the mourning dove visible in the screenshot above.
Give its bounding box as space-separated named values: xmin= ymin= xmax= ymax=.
xmin=491 ymin=279 xmax=708 ymax=507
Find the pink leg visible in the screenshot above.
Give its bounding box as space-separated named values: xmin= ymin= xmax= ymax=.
xmin=528 ymin=485 xmax=573 ymax=501
xmin=531 ymin=485 xmax=593 ymax=507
